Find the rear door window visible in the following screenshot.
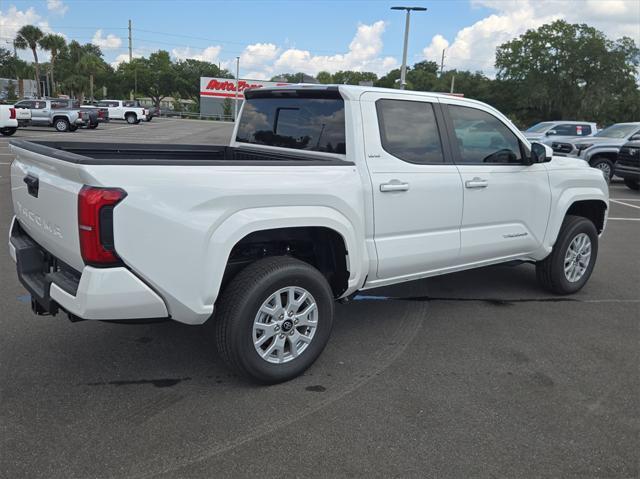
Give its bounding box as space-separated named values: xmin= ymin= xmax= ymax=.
xmin=236 ymin=93 xmax=346 ymax=154
xmin=375 ymin=99 xmax=444 ymax=164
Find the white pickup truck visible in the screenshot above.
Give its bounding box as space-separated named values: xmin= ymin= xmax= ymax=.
xmin=0 ymin=104 xmax=19 ymax=136
xmin=8 ymin=85 xmax=609 ymax=383
xmin=88 ymin=100 xmax=149 ymax=124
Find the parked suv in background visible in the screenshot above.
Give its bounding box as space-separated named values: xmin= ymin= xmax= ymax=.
xmin=547 ymin=122 xmax=640 ymax=181
xmin=524 ymin=121 xmax=598 ymax=141
xmin=14 ymin=99 xmax=90 ymax=132
xmin=615 ymin=141 xmax=640 ymax=190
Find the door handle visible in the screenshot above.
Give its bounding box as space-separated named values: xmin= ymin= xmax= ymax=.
xmin=380 ymin=180 xmax=409 ymax=192
xmin=465 ymin=177 xmax=489 ymax=189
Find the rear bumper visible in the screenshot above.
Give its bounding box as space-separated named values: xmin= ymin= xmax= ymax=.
xmin=9 ymin=217 xmax=168 ymax=320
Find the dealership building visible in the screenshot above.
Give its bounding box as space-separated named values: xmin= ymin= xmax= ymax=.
xmin=199 ymin=77 xmax=291 ymax=118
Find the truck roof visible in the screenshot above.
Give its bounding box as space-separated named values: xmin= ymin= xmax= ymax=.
xmin=251 ymin=83 xmax=487 ymax=106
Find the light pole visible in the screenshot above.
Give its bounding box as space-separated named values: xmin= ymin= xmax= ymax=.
xmin=234 ymin=56 xmax=240 ymax=121
xmin=391 ymin=6 xmax=427 ymax=90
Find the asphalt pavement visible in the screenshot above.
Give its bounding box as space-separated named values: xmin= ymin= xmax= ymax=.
xmin=0 ymin=119 xmax=638 ymax=478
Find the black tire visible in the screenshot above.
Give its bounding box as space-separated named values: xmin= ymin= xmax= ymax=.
xmin=54 ymin=118 xmax=70 ymax=132
xmin=590 ymin=157 xmax=614 ymax=182
xmin=69 ymin=125 xmax=78 ymax=132
xmin=624 ymin=178 xmax=640 ymax=191
xmin=88 ymin=123 xmax=98 ymax=129
xmin=0 ymin=127 xmax=17 ymax=136
xmin=536 ymin=215 xmax=598 ymax=295
xmin=214 ymin=256 xmax=334 ymax=384
xmin=125 ymin=113 xmax=137 ymax=124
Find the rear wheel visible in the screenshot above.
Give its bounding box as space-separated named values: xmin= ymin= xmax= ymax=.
xmin=590 ymin=157 xmax=614 ymax=182
xmin=623 ymin=178 xmax=639 ymax=190
xmin=125 ymin=113 xmax=137 ymax=124
xmin=214 ymin=256 xmax=334 ymax=384
xmin=68 ymin=125 xmax=78 ymax=132
xmin=88 ymin=123 xmax=98 ymax=129
xmin=0 ymin=127 xmax=17 ymax=136
xmin=536 ymin=215 xmax=598 ymax=294
xmin=54 ymin=118 xmax=70 ymax=132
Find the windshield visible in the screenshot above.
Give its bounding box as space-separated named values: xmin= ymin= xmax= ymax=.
xmin=526 ymin=122 xmax=554 ymax=133
xmin=595 ymin=124 xmax=639 ymax=139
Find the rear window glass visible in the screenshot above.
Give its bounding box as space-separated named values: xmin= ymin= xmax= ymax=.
xmin=236 ymin=96 xmax=346 ymax=154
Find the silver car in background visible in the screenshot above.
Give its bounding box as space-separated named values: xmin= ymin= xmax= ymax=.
xmin=523 ymin=121 xmax=598 ymax=141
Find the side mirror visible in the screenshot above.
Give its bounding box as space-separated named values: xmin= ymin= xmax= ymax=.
xmin=630 ymin=134 xmax=640 ymax=141
xmin=529 ymin=142 xmax=553 ymax=164
xmin=545 ymin=130 xmax=557 ymax=136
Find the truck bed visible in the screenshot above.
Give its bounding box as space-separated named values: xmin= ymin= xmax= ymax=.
xmin=9 ymin=140 xmax=351 ymax=166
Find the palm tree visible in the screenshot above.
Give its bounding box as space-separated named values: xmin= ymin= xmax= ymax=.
xmin=79 ymin=53 xmax=104 ymax=101
xmin=39 ymin=34 xmax=66 ymax=96
xmin=14 ymin=25 xmax=44 ymax=97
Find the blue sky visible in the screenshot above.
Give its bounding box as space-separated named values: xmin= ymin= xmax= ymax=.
xmin=1 ymin=0 xmax=639 ymax=78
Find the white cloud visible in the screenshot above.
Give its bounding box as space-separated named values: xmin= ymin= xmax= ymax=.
xmin=46 ymin=0 xmax=68 ymax=15
xmin=423 ymin=0 xmax=640 ymax=76
xmin=172 ymin=45 xmax=222 ymax=63
xmin=0 ymin=6 xmax=58 ymax=61
xmin=111 ymin=51 xmax=143 ymax=68
xmin=92 ymin=29 xmax=122 ymax=50
xmin=273 ymin=21 xmax=398 ymax=77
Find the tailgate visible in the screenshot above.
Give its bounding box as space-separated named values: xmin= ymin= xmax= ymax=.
xmin=15 ymin=108 xmax=31 ymax=120
xmin=10 ymin=142 xmax=88 ymax=272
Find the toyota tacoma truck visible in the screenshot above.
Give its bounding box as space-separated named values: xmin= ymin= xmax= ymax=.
xmin=14 ymin=99 xmax=91 ymax=132
xmin=92 ymin=99 xmax=149 ymax=124
xmin=8 ymin=85 xmax=609 ymax=383
xmin=0 ymin=104 xmax=18 ymax=136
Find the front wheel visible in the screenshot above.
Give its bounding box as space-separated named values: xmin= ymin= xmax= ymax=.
xmin=125 ymin=113 xmax=137 ymax=124
xmin=624 ymin=178 xmax=639 ymax=191
xmin=590 ymin=157 xmax=614 ymax=182
xmin=88 ymin=123 xmax=98 ymax=129
xmin=536 ymin=215 xmax=598 ymax=294
xmin=214 ymin=256 xmax=334 ymax=384
xmin=0 ymin=127 xmax=17 ymax=136
xmin=69 ymin=125 xmax=78 ymax=132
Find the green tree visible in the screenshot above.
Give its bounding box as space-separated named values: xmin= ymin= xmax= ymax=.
xmin=332 ymin=70 xmax=378 ymax=85
xmin=174 ymin=58 xmax=231 ymax=107
xmin=496 ymin=20 xmax=640 ymax=125
xmin=38 ymin=34 xmax=66 ymax=95
xmin=316 ymin=71 xmax=333 ymax=84
xmin=375 ymin=68 xmax=401 ymax=89
xmin=13 ymin=25 xmax=44 ymax=97
xmin=146 ymin=50 xmax=178 ymax=109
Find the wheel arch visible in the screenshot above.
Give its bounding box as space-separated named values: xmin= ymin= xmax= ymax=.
xmin=544 ymin=190 xmax=608 ymax=251
xmin=203 ymin=206 xmax=366 ymax=308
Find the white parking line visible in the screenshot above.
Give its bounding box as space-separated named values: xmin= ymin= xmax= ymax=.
xmin=610 ymin=199 xmax=640 ymax=210
xmin=608 ymin=217 xmax=640 ymax=221
xmin=610 ymin=198 xmax=640 ymax=201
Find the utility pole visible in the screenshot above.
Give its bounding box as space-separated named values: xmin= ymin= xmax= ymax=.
xmin=440 ymin=48 xmax=446 ymax=77
xmin=128 ymin=19 xmax=132 ymax=62
xmin=234 ymin=56 xmax=240 ymax=121
xmin=391 ymin=6 xmax=427 ymax=90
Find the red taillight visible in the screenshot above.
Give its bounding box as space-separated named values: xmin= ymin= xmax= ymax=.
xmin=9 ymin=107 xmax=16 ymax=119
xmin=78 ymin=186 xmax=127 ymax=266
